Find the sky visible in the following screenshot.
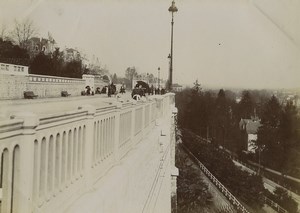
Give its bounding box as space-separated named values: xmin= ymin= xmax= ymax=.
xmin=1 ymin=0 xmax=300 ymax=89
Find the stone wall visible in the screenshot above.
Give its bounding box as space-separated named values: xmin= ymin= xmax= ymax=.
xmin=252 ymin=0 xmax=300 ymax=48
xmin=0 ymin=74 xmax=87 ymax=100
xmin=0 ymin=74 xmax=27 ymax=99
xmin=27 ymin=74 xmax=85 ymax=98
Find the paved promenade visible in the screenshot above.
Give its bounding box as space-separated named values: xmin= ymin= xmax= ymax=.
xmin=0 ymin=93 xmax=133 ymax=119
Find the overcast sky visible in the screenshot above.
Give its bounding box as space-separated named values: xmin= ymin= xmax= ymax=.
xmin=1 ymin=0 xmax=299 ymax=89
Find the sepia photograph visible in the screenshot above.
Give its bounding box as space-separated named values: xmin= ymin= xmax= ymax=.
xmin=0 ymin=0 xmax=299 ymax=212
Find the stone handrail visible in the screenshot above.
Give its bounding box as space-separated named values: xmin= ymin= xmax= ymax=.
xmin=0 ymin=93 xmax=174 ymax=213
xmin=28 ymin=74 xmax=85 ymax=84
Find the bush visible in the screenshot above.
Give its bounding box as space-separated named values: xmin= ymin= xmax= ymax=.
xmin=182 ymin=129 xmax=265 ymax=210
xmin=176 ymin=144 xmax=213 ymax=212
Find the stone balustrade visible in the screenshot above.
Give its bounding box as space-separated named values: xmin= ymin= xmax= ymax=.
xmin=0 ymin=93 xmax=174 ymax=213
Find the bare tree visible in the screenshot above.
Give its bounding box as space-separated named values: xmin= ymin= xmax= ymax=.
xmin=11 ymin=19 xmax=37 ymax=49
xmin=0 ymin=23 xmax=8 ymax=40
xmin=125 ymin=66 xmax=138 ymax=88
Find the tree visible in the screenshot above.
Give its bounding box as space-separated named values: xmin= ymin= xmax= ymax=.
xmin=0 ymin=39 xmax=29 ymax=59
xmin=213 ymin=89 xmax=230 ymax=147
xmin=251 ymin=89 xmax=272 ymax=118
xmin=280 ymin=101 xmax=300 ymax=172
xmin=0 ymin=23 xmax=9 ymax=41
xmin=30 ymin=53 xmax=53 ymax=75
xmin=273 ymin=187 xmax=298 ymax=213
xmin=51 ymin=48 xmax=64 ymax=76
xmin=176 ymin=144 xmax=213 ymax=212
xmin=11 ymin=19 xmax=37 ymax=49
xmin=63 ymin=60 xmax=83 ymax=78
xmin=147 ymin=73 xmax=155 ymax=84
xmin=112 ymin=73 xmax=118 ymax=84
xmin=280 ymin=101 xmax=299 ymax=149
xmin=238 ymin=90 xmax=254 ymax=119
xmin=256 ymin=95 xmax=283 ymax=169
xmin=182 ymin=130 xmax=265 ymax=210
xmin=125 ymin=66 xmax=138 ymax=88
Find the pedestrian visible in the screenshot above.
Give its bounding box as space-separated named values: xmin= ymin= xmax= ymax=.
xmin=120 ymin=86 xmax=125 ymax=94
xmin=150 ymin=85 xmax=154 ymax=95
xmin=138 ymin=85 xmax=144 ymax=97
xmin=86 ymin=86 xmax=91 ymax=95
xmin=108 ymin=84 xmax=111 ymax=97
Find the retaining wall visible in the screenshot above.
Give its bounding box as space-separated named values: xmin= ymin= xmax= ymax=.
xmin=0 ymin=74 xmax=106 ymax=100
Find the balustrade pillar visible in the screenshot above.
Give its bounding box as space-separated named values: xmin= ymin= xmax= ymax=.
xmin=113 ymin=102 xmax=122 ymax=163
xmin=79 ymin=105 xmax=96 ymax=188
xmin=130 ymin=101 xmax=137 ymax=145
xmin=141 ymin=103 xmax=146 ymax=138
xmin=12 ymin=112 xmax=39 ymax=213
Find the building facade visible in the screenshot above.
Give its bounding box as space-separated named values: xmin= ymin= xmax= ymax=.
xmin=27 ymin=34 xmax=56 ymax=58
xmin=239 ymin=118 xmax=261 ymax=153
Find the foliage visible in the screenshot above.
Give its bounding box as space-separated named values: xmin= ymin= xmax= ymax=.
xmin=176 ymin=144 xmax=213 ymax=213
xmin=51 ymin=48 xmax=64 ymax=76
xmin=0 ymin=38 xmax=29 ymax=59
xmin=238 ymin=90 xmax=254 ymax=119
xmin=30 ymin=51 xmax=83 ymax=78
xmin=63 ymin=60 xmax=83 ymax=78
xmin=30 ymin=53 xmax=53 ymax=75
xmin=280 ymin=101 xmax=300 ymax=172
xmin=175 ymin=88 xmax=240 ymax=152
xmin=176 ymin=87 xmax=300 ymax=177
xmin=265 ymin=187 xmax=298 ymax=213
xmin=256 ymin=96 xmax=300 ymax=172
xmin=182 ymin=130 xmax=265 ymax=210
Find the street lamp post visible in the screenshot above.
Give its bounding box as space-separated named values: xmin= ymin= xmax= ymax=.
xmin=158 ymin=67 xmax=160 ymax=89
xmin=168 ymin=0 xmax=178 ymax=91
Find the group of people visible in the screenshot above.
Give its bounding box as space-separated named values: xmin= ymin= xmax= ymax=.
xmin=131 ymin=84 xmax=166 ymax=100
xmin=84 ymin=82 xmax=166 ymax=100
xmin=83 ymin=83 xmax=126 ymax=97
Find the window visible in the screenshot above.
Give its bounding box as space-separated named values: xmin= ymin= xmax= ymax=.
xmin=18 ymin=67 xmax=20 ymax=72
xmin=6 ymin=65 xmax=9 ymax=71
xmin=1 ymin=64 xmax=5 ymax=70
xmin=21 ymin=67 xmax=24 ymax=72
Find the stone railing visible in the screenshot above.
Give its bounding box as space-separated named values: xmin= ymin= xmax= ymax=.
xmin=0 ymin=93 xmax=174 ymax=213
xmin=27 ymin=74 xmax=85 ymax=98
xmin=28 ymin=74 xmax=84 ymax=84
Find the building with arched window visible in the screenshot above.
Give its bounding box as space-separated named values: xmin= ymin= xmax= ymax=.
xmin=27 ymin=33 xmax=56 ymax=58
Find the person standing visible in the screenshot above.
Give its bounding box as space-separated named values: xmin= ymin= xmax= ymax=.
xmin=108 ymin=84 xmax=111 ymax=97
